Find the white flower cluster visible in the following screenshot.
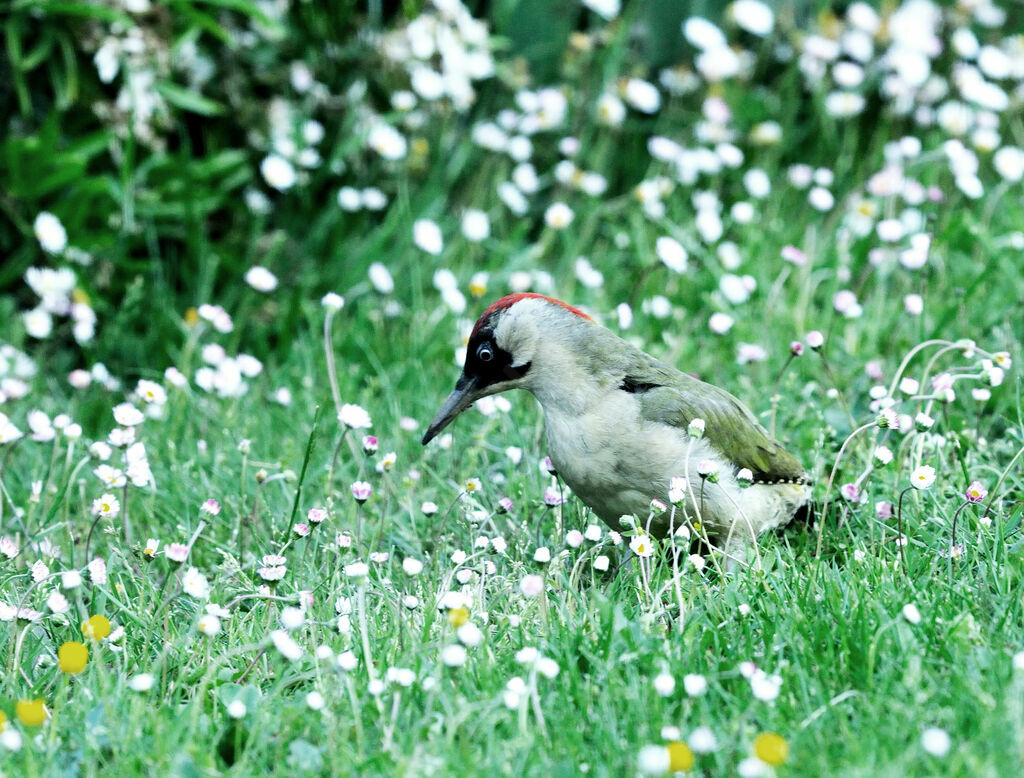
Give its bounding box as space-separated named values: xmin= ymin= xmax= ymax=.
xmin=195 ymin=343 xmax=263 ymax=399
xmin=380 ymin=0 xmax=495 ymax=111
xmin=91 ymin=24 xmax=170 ymax=148
xmin=23 ymin=253 xmax=96 ymax=343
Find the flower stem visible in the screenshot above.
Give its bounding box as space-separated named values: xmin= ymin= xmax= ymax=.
xmin=895 ymin=486 xmax=912 ymax=576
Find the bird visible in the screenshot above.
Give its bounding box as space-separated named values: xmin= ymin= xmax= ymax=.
xmin=422 ymin=293 xmax=811 ymax=563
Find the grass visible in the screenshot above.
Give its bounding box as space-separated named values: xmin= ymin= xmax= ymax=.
xmin=2 ymin=0 xmax=1024 ymax=775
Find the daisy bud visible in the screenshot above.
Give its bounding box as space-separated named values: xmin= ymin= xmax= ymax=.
xmin=653 ymin=673 xmax=675 ymax=697
xmin=899 ymin=377 xmax=920 ymax=396
xmin=687 ymin=418 xmax=706 ymax=439
xmin=920 ymin=727 xmax=951 ymax=758
xmin=736 ymin=468 xmax=753 ymax=487
xmin=683 ymin=673 xmax=708 ymax=696
xmin=688 ymin=726 xmax=718 ymax=754
xmin=519 ymin=574 xmax=544 ymax=598
xmin=351 ymin=481 xmax=372 ymax=502
xmin=873 ymin=446 xmax=894 ymax=467
xmin=668 ymin=477 xmax=687 ymax=505
xmin=789 ymin=341 xmax=804 ymax=357
xmin=697 ymin=460 xmax=719 ymax=483
xmin=321 ymin=293 xmax=344 ymax=311
xmin=805 ymin=330 xmax=825 ymax=350
xmin=876 ymin=408 xmax=899 ymax=429
xmin=902 ymin=603 xmax=922 ymax=624
xmin=915 ymin=413 xmax=934 ymax=431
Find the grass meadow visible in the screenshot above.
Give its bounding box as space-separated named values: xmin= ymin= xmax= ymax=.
xmin=2 ymin=0 xmax=1024 ymax=775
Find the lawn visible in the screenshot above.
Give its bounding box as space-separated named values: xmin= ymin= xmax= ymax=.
xmin=1 ymin=0 xmax=1023 ymax=775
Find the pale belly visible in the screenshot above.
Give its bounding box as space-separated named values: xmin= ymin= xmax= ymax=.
xmin=541 ymin=393 xmax=808 ymax=543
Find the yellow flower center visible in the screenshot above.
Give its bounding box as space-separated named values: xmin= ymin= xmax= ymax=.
xmin=16 ymin=698 xmax=46 ymax=727
xmin=82 ymin=614 xmax=112 ymax=640
xmin=447 ymin=606 xmax=470 ymax=628
xmin=667 ymin=741 xmax=694 ymax=772
xmin=754 ymin=732 xmax=789 ymax=766
xmin=58 ymin=641 xmax=89 ymax=674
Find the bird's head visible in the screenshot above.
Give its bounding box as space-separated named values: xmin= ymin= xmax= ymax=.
xmin=421 ymin=293 xmax=593 ymax=445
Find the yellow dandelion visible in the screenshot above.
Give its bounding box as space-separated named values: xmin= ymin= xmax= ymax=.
xmin=58 ymin=641 xmax=89 ymax=674
xmin=411 ymin=137 xmax=430 ymax=158
xmin=447 ymin=606 xmax=470 ymax=628
xmin=667 ymin=741 xmax=695 ymax=771
xmin=754 ymin=732 xmax=789 ymax=766
xmin=16 ymin=698 xmax=46 ymax=727
xmin=82 ymin=614 xmax=111 ymax=640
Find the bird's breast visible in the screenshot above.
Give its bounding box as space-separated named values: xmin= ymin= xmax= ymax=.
xmin=541 ymin=391 xmax=709 ymax=523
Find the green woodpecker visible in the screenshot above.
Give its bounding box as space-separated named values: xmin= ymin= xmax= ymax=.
xmin=422 ymin=293 xmax=810 ymax=558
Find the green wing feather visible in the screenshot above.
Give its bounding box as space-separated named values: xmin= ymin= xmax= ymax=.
xmin=622 ymin=356 xmax=808 ymax=484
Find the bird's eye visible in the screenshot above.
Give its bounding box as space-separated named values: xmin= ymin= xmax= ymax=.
xmin=477 ymin=343 xmax=494 ymax=362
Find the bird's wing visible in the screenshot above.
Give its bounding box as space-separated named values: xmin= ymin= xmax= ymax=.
xmin=624 ymin=361 xmax=809 ymax=485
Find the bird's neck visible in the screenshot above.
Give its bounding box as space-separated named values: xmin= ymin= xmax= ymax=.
xmin=523 ymin=329 xmax=627 ymax=418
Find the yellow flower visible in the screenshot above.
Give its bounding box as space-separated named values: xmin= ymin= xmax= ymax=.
xmin=82 ymin=614 xmax=111 ymax=640
xmin=184 ymin=307 xmax=200 ymax=326
xmin=667 ymin=741 xmax=695 ymax=771
xmin=447 ymin=606 xmax=470 ymax=628
xmin=0 ymin=710 xmax=7 ymax=731
xmin=16 ymin=698 xmax=46 ymax=727
xmin=754 ymin=732 xmax=789 ymax=766
xmin=58 ymin=641 xmax=89 ymax=674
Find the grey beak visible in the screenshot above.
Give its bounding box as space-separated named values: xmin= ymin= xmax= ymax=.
xmin=422 ymin=375 xmax=480 ymax=445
